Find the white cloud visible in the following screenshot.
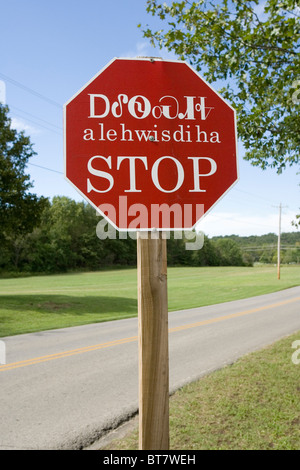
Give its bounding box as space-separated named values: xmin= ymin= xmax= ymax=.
xmin=196 ymin=210 xmax=297 ymax=237
xmin=10 ymin=117 xmax=41 ymax=135
xmin=120 ymin=41 xmax=154 ymax=58
xmin=120 ymin=41 xmax=177 ymax=61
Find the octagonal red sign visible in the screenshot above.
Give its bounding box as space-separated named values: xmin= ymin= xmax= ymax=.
xmin=64 ymin=57 xmax=238 ymax=230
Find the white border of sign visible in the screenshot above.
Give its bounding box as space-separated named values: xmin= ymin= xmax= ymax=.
xmin=63 ymin=57 xmax=239 ymax=232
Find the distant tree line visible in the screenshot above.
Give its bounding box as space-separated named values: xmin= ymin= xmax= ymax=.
xmin=215 ymin=232 xmax=300 ymax=266
xmin=1 ymin=195 xmax=299 ymax=275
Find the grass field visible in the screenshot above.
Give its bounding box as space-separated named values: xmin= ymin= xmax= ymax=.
xmin=104 ymin=331 xmax=300 ymax=450
xmin=0 ymin=265 xmax=300 ymax=337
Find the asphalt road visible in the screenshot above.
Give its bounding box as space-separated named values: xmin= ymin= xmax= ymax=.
xmin=1 ymin=286 xmax=300 ymax=450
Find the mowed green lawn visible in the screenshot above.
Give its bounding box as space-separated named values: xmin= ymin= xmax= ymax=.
xmin=0 ymin=265 xmax=300 ymax=337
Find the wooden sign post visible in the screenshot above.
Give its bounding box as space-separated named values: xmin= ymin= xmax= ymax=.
xmin=137 ymin=232 xmax=169 ymax=450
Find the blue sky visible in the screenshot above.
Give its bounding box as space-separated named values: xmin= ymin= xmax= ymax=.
xmin=1 ymin=0 xmax=299 ymax=237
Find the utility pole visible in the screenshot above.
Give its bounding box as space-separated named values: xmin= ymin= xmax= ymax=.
xmin=277 ymin=203 xmax=282 ymax=280
xmin=274 ymin=203 xmax=287 ymax=280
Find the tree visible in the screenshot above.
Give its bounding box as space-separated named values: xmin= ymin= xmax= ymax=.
xmin=0 ymin=104 xmax=47 ymax=243
xmin=192 ymin=235 xmax=219 ymax=266
xmin=41 ymin=196 xmax=104 ymax=272
xmin=141 ymin=0 xmax=300 ymax=173
xmin=213 ymin=238 xmax=245 ymax=265
xmin=167 ymin=234 xmax=193 ymax=265
xmin=18 ymin=197 xmax=137 ymax=273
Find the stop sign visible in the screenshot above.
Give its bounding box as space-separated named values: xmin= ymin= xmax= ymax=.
xmin=64 ymin=58 xmax=238 ymax=230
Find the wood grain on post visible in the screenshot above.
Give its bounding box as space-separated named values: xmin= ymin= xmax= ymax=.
xmin=137 ymin=231 xmax=169 ymax=450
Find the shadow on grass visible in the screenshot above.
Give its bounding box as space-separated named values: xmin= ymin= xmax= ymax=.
xmin=0 ymin=294 xmax=139 ymax=336
xmin=0 ymin=294 xmax=138 ymax=317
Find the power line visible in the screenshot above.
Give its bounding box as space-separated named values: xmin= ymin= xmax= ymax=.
xmin=28 ymin=163 xmax=63 ymax=174
xmin=10 ymin=105 xmax=62 ymax=131
xmin=11 ymin=111 xmax=62 ymax=136
xmin=0 ymin=72 xmax=62 ymax=108
xmin=233 ymin=187 xmax=275 ymax=205
xmin=242 ymin=245 xmax=300 ymax=251
xmin=209 ymin=212 xmax=277 ymax=230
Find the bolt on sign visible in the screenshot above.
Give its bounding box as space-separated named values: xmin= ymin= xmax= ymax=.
xmin=64 ymin=58 xmax=238 ymax=230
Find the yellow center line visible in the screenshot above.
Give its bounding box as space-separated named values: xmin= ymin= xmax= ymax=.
xmin=0 ymin=336 xmax=138 ymax=372
xmin=1 ymin=295 xmax=299 ymax=372
xmin=169 ymin=296 xmax=300 ymax=333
